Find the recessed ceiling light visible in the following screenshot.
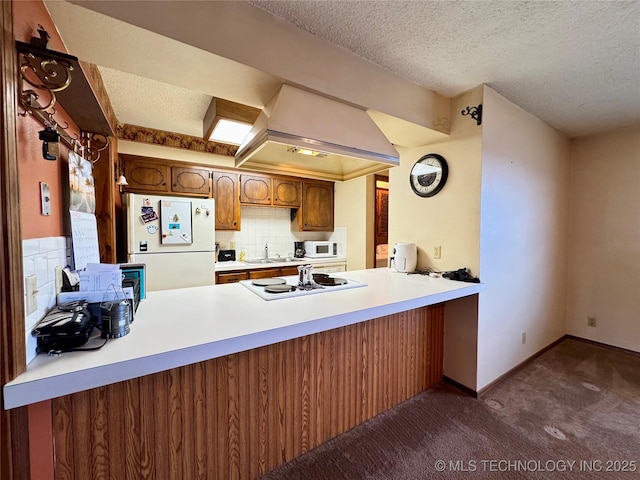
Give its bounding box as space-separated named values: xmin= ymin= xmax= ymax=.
xmin=209 ymin=119 xmax=252 ymax=145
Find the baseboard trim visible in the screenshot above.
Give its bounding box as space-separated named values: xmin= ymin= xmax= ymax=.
xmin=442 ymin=376 xmax=478 ymax=398
xmin=565 ymin=335 xmax=640 ymax=358
xmin=477 ymin=334 xmax=568 ymax=398
xmin=446 ymin=334 xmax=639 ymax=400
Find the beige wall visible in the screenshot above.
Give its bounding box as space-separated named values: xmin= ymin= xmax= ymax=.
xmin=334 ymin=176 xmax=373 ymax=270
xmin=477 ymin=86 xmax=570 ymax=390
xmin=566 ymin=126 xmax=640 ymax=352
xmin=388 ymin=86 xmax=483 ymax=274
xmin=387 ymin=86 xmax=483 ymax=388
xmin=118 ymin=140 xmax=235 ymax=168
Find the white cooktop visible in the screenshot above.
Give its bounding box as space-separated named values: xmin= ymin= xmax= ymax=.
xmin=240 ymin=275 xmax=366 ymax=300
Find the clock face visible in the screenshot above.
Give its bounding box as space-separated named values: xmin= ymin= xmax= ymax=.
xmin=409 ymin=154 xmax=448 ymax=197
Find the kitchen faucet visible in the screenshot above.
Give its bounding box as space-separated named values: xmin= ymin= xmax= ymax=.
xmin=264 ymin=241 xmax=269 ymax=260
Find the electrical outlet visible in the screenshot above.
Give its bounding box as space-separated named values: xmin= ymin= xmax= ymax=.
xmin=26 ymin=275 xmax=38 ymax=315
xmin=587 ymin=317 xmax=597 ymax=327
xmin=434 ymin=246 xmax=442 ymax=259
xmin=55 ymin=266 xmax=63 ymax=294
xmin=521 ymin=332 xmax=526 ymax=344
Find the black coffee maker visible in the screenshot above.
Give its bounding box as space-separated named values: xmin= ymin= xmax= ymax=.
xmin=294 ymin=241 xmax=305 ymax=258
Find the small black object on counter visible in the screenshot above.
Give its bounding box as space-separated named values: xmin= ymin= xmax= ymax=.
xmin=442 ymin=268 xmax=480 ymax=283
xmin=218 ymin=249 xmax=236 ymax=262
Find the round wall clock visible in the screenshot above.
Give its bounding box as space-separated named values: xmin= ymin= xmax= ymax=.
xmin=409 ymin=153 xmax=448 ymax=197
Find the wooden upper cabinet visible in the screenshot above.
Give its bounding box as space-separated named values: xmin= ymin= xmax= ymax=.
xmin=273 ymin=177 xmax=302 ymax=207
xmin=122 ymin=156 xmax=170 ymax=193
xmin=240 ymin=174 xmax=302 ymax=208
xmin=212 ymin=171 xmax=240 ymax=230
xmin=171 ymin=166 xmax=211 ymax=196
xmin=240 ymin=174 xmax=272 ymax=205
xmin=295 ymin=179 xmax=334 ymax=232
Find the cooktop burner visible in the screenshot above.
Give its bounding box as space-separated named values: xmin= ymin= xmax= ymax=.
xmin=239 ymin=275 xmax=366 ymax=301
xmin=314 ymin=277 xmax=348 ymax=286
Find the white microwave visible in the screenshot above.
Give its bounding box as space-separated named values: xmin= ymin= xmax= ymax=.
xmin=304 ymin=241 xmax=337 ymax=258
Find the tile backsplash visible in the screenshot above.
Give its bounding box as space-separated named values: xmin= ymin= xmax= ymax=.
xmin=216 ymin=206 xmax=346 ymax=259
xmin=22 ymin=236 xmax=70 ymax=364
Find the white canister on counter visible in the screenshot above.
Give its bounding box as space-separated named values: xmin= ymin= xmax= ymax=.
xmin=391 ymin=242 xmax=417 ymax=273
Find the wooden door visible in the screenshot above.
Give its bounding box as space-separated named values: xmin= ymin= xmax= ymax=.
xmin=240 ymin=174 xmax=272 ymax=205
xmin=273 ymin=177 xmax=301 ymax=207
xmin=212 ymin=171 xmax=240 ymax=230
xmin=300 ymin=180 xmax=334 ymax=231
xmin=122 ymin=156 xmax=170 ymax=193
xmin=171 ymin=166 xmax=211 ymax=196
xmin=375 ymin=177 xmax=389 ymax=247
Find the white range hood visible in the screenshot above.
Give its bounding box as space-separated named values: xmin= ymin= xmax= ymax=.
xmin=235 ymin=85 xmax=399 ymax=181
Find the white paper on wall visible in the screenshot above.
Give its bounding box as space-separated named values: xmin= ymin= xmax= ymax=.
xmin=69 ymin=210 xmax=100 ymax=270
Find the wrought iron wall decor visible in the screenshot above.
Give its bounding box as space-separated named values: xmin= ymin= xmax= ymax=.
xmin=16 ymin=27 xmax=109 ymax=162
xmin=461 ymin=104 xmax=483 ymax=126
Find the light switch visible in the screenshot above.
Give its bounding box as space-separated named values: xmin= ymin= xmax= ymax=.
xmin=26 ymin=275 xmax=38 ymax=315
xmin=40 ymin=182 xmax=51 ymax=216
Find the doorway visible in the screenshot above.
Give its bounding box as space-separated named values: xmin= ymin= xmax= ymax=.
xmin=374 ymin=174 xmax=389 ymax=268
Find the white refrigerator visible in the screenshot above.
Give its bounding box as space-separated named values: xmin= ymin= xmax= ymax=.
xmin=126 ymin=193 xmax=215 ymax=291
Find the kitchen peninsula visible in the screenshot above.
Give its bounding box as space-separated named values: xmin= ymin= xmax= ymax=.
xmin=4 ymin=268 xmax=482 ymax=479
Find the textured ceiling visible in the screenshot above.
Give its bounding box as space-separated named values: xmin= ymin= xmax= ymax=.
xmin=47 ymin=0 xmax=639 ymax=141
xmin=98 ymin=66 xmax=212 ymax=137
xmin=249 ymin=0 xmax=640 ymax=138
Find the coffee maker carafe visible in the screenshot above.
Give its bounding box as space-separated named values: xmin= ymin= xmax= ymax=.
xmin=294 ymin=241 xmax=306 ymax=258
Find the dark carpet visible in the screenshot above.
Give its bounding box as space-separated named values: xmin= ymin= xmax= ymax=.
xmin=261 ymin=338 xmax=640 ymax=479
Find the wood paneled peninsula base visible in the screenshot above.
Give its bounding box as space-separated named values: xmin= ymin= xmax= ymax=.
xmin=4 ymin=269 xmax=482 ymax=479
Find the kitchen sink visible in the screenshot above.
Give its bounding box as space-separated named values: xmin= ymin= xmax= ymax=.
xmin=244 ymin=257 xmax=298 ymax=264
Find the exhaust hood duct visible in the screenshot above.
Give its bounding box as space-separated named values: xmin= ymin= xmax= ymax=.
xmin=235 ymin=85 xmax=399 ymax=181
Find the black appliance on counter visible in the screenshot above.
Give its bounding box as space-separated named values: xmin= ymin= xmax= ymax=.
xmin=294 ymin=241 xmax=305 ymax=258
xmin=218 ymin=249 xmax=236 ymax=262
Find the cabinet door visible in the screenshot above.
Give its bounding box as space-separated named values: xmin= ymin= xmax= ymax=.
xmin=299 ymin=180 xmax=334 ymax=231
xmin=123 ymin=157 xmax=170 ymax=193
xmin=216 ymin=271 xmax=248 ymax=284
xmin=212 ymin=171 xmax=240 ymax=230
xmin=240 ymin=174 xmax=272 ymax=205
xmin=280 ymin=265 xmax=300 ymax=276
xmin=171 ymin=166 xmax=211 ymax=196
xmin=248 ymin=268 xmax=281 ymax=279
xmin=273 ymin=177 xmax=302 ymax=207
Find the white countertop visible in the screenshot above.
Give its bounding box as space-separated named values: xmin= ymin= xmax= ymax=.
xmin=214 ymin=257 xmax=347 ymax=271
xmin=3 ymin=268 xmax=482 ymax=409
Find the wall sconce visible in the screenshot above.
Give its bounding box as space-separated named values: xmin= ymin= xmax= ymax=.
xmin=115 ymin=157 xmax=128 ymax=192
xmin=461 ymin=104 xmax=483 ymax=126
xmin=116 ymin=175 xmax=129 ymax=187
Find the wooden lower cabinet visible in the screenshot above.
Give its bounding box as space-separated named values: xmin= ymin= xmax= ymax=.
xmin=216 ymin=265 xmax=301 ymax=284
xmin=248 ymin=268 xmax=281 ymax=279
xmin=49 ymin=305 xmax=445 ymax=479
xmin=216 ymin=271 xmax=248 ymax=284
xmin=280 ymin=265 xmax=300 ymax=276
